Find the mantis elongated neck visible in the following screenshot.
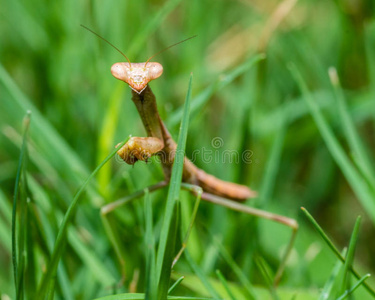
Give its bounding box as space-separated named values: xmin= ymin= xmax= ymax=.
xmin=131 ymin=85 xmax=179 ymax=179
xmin=131 ymin=85 xmax=164 ymax=140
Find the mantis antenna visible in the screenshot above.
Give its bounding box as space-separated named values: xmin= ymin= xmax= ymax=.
xmin=144 ymin=35 xmax=197 ymax=67
xmin=81 ymin=24 xmax=197 ymax=69
xmin=80 ymin=24 xmax=132 ymax=68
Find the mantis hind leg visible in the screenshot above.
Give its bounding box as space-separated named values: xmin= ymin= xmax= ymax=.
xmin=116 ymin=136 xmax=164 ymax=165
xmin=171 ymin=186 xmax=298 ymax=286
xmin=200 ymin=192 xmax=298 ymax=286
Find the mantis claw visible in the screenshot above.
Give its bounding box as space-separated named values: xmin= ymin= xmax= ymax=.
xmin=117 ymin=137 xmax=164 ymax=165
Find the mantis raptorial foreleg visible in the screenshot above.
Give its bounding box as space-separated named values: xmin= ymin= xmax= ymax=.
xmin=116 ymin=137 xmax=164 ymax=165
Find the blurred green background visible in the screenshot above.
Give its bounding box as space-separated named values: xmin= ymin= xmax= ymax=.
xmin=1 ymin=0 xmax=375 ymax=299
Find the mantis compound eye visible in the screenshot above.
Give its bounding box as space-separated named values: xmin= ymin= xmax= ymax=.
xmin=110 ymin=63 xmax=128 ymax=81
xmin=146 ymin=62 xmax=163 ymax=81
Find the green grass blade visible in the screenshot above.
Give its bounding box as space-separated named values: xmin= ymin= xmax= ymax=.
xmin=301 ymin=207 xmax=375 ymax=297
xmin=184 ymin=250 xmax=220 ymax=299
xmin=173 ymin=183 xmax=202 ymax=267
xmin=12 ymin=111 xmax=31 ymax=298
xmin=100 ymin=182 xmax=168 ymax=284
xmin=215 ymin=270 xmax=236 ymax=300
xmin=144 ymin=189 xmax=157 ymax=299
xmin=0 ymin=64 xmax=93 ymax=185
xmin=365 ymin=23 xmax=375 ymax=96
xmin=158 ymin=202 xmax=180 ymax=299
xmin=126 ymin=0 xmax=184 ymax=58
xmin=46 ymin=280 xmax=56 ymax=300
xmin=328 ymin=67 xmax=375 ymax=188
xmin=100 ymin=212 xmax=128 ymax=281
xmin=24 ymin=187 xmax=37 ymax=298
xmin=337 ymin=274 xmax=371 ymax=300
xmin=16 ymin=169 xmax=27 ymax=300
xmin=97 ymin=83 xmax=125 ymax=196
xmin=95 ymin=294 xmax=145 ymax=300
xmin=56 ymin=264 xmax=74 ymax=300
xmin=95 ymin=293 xmax=211 ymax=300
xmin=26 ymin=178 xmax=74 ymax=299
xmin=0 ymin=189 xmax=12 ymax=224
xmin=255 ymin=256 xmax=279 ymax=300
xmin=37 ymin=137 xmax=129 ymax=298
xmin=318 ymin=249 xmax=346 ymax=300
xmin=301 ymin=208 xmax=343 ymax=261
xmin=290 ymin=64 xmax=375 ymax=222
xmin=155 ymin=74 xmax=193 ymax=290
xmin=167 ymin=54 xmax=265 ymax=127
xmin=258 ymin=107 xmax=287 ymax=205
xmin=168 ymin=276 xmax=185 ymax=295
xmin=67 ymin=228 xmax=116 ymax=285
xmin=210 ymin=234 xmax=256 ymax=300
xmin=340 ymin=216 xmax=362 ymax=295
xmin=0 ymin=193 xmax=12 ymax=252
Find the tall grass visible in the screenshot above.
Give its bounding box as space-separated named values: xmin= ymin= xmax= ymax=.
xmin=1 ymin=0 xmax=375 ymax=299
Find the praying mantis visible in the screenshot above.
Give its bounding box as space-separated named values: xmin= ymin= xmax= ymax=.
xmin=82 ymin=25 xmax=298 ymax=287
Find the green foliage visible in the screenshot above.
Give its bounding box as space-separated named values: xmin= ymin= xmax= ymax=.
xmin=1 ymin=0 xmax=375 ymax=299
xmin=155 ymin=75 xmax=193 ymax=298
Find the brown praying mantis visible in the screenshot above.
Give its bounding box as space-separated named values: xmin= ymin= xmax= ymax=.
xmin=82 ymin=25 xmax=298 ymax=287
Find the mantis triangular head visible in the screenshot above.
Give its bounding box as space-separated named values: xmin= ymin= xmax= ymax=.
xmin=111 ymin=62 xmax=163 ymax=94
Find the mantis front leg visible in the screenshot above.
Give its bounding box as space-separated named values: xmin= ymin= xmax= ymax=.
xmin=116 ymin=136 xmax=164 ymax=165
